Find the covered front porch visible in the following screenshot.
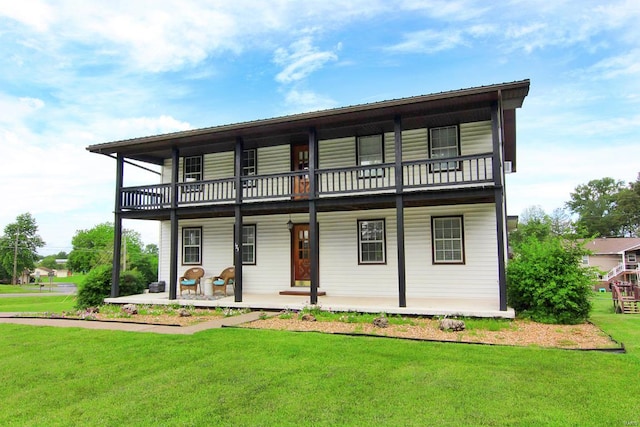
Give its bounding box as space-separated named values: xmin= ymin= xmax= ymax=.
xmin=104 ymin=291 xmax=515 ymax=319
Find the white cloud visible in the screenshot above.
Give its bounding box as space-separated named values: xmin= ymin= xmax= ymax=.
xmin=385 ymin=29 xmax=469 ymax=54
xmin=283 ymin=89 xmax=337 ymax=113
xmin=588 ymin=49 xmax=640 ymax=79
xmin=0 ymin=0 xmax=55 ymax=32
xmin=274 ymin=37 xmax=340 ymax=84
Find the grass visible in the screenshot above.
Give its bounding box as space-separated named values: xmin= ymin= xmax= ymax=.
xmin=0 ymin=292 xmax=639 ymax=426
xmin=0 ymin=295 xmax=77 ymax=313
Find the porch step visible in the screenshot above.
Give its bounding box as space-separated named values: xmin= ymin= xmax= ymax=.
xmin=279 ymin=290 xmax=326 ymax=296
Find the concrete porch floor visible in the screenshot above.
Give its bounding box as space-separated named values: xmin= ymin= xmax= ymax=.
xmin=104 ymin=292 xmax=515 ymax=319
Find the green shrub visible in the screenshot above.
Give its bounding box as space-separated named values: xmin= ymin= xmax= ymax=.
xmin=76 ymin=265 xmax=146 ymax=309
xmin=507 ymin=236 xmax=596 ymax=324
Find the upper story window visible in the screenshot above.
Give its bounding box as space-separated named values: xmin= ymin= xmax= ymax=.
xmin=242 ymin=149 xmax=257 ymax=176
xmin=182 ymin=227 xmax=202 ymax=265
xmin=431 ymin=216 xmax=465 ymax=264
xmin=241 ymin=149 xmax=257 ymax=188
xmin=184 ymin=156 xmax=203 ymax=182
xmin=357 ymin=135 xmax=384 ymax=178
xmin=358 ymin=219 xmax=386 ymax=264
xmin=429 ymin=125 xmax=460 ymax=171
xmin=628 ymin=253 xmax=637 ymax=263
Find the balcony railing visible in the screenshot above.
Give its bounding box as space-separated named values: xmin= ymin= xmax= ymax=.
xmin=119 ymin=153 xmax=495 ymax=210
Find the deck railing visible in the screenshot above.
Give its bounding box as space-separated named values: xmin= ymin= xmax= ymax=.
xmin=119 ymin=153 xmax=495 ymax=210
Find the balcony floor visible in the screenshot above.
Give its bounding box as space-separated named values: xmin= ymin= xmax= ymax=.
xmin=104 ymin=292 xmax=514 ymax=319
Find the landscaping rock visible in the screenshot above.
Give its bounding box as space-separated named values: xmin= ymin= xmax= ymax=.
xmin=372 ymin=317 xmax=389 ymax=328
xmin=122 ymin=304 xmax=138 ymax=315
xmin=439 ymin=318 xmax=466 ymax=332
xmin=301 ymin=313 xmax=316 ymax=322
xmin=178 ymin=308 xmax=192 ymax=317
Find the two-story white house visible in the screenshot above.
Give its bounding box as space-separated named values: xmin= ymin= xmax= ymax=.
xmin=87 ymin=80 xmax=530 ymax=317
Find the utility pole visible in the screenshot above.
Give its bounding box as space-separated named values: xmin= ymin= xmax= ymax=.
xmin=12 ymin=226 xmax=19 ymax=285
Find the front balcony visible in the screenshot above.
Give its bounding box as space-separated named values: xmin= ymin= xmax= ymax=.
xmin=120 ymin=153 xmax=495 ymax=211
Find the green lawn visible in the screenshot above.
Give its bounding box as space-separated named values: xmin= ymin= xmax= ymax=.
xmin=0 ymin=295 xmax=77 ymax=313
xmin=0 ymin=293 xmax=638 ymax=426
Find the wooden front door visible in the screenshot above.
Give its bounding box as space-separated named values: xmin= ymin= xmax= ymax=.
xmin=292 ymin=144 xmax=309 ymax=200
xmin=292 ymin=224 xmax=311 ymax=286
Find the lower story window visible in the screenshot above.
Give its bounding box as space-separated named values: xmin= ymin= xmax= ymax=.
xmin=432 ymin=216 xmax=464 ymax=264
xmin=182 ymin=227 xmax=202 ymax=265
xmin=358 ymin=219 xmax=386 ymax=264
xmin=242 ymin=225 xmax=256 ymax=265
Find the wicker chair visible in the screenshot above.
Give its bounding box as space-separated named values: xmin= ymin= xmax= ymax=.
xmin=179 ymin=267 xmax=205 ymax=295
xmin=212 ymin=267 xmax=235 ymax=296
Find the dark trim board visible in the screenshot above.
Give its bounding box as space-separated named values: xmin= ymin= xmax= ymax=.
xmin=279 ymin=290 xmax=327 ymax=296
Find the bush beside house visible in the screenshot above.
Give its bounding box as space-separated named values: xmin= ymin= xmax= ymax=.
xmin=76 ymin=265 xmax=145 ymax=309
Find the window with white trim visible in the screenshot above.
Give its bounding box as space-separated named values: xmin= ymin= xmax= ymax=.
xmin=184 ymin=156 xmax=203 ymax=182
xmin=242 ymin=225 xmax=256 ymax=265
xmin=183 ymin=156 xmax=203 ymax=192
xmin=358 ymin=219 xmax=386 ymax=264
xmin=430 ymin=125 xmax=459 ymax=171
xmin=242 ymin=149 xmax=257 ymax=187
xmin=182 ymin=227 xmax=202 ymax=265
xmin=357 ymin=135 xmax=384 ymax=177
xmin=432 ymin=216 xmax=464 ymax=264
xmin=628 ymin=253 xmax=637 ymax=263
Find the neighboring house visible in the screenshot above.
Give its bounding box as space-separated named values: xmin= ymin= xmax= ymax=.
xmin=31 ymin=267 xmax=54 ymax=281
xmin=582 ymin=237 xmax=640 ymax=287
xmin=87 ymin=80 xmax=530 ymax=315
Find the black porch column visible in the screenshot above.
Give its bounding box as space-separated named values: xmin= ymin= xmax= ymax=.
xmin=394 ymin=115 xmax=407 ymax=307
xmin=491 ymin=98 xmax=508 ymax=311
xmin=111 ymin=153 xmax=124 ymax=298
xmin=308 ymin=127 xmax=319 ymax=305
xmin=169 ymin=147 xmax=180 ymax=300
xmin=234 ymin=137 xmax=244 ymax=302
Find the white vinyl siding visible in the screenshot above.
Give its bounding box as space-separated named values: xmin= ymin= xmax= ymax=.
xmin=157 ymin=204 xmax=499 ymax=305
xmin=160 ymin=123 xmax=493 ymax=184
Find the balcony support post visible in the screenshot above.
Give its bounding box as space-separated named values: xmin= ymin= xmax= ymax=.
xmin=309 ymin=127 xmax=319 ymax=305
xmin=234 ymin=137 xmax=244 ymax=302
xmin=492 ymin=98 xmax=508 ymax=311
xmin=111 ymin=153 xmax=124 ymax=297
xmin=169 ymin=146 xmax=179 ymax=300
xmin=394 ymin=115 xmax=407 ymax=307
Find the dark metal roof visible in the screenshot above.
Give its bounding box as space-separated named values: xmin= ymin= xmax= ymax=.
xmin=87 ymin=79 xmax=530 ymax=165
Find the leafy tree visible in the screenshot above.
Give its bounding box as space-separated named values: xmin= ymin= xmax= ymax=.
xmin=67 ymin=222 xmax=158 ymax=284
xmin=39 ymin=255 xmax=62 ymax=270
xmin=67 ymin=223 xmax=114 ymax=273
xmin=0 ymin=213 xmax=45 ymax=284
xmin=509 ymin=206 xmax=554 ymax=249
xmin=566 ymin=177 xmax=626 ymax=237
xmin=615 ymin=177 xmax=640 ymax=237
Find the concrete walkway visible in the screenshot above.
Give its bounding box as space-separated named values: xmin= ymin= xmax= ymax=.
xmin=0 ymin=310 xmax=268 ymax=335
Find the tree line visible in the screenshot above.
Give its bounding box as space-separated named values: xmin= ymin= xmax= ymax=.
xmin=0 ymin=214 xmax=157 ymax=285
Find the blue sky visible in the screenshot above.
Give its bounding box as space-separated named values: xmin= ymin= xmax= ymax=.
xmin=1 ymin=0 xmax=639 ymax=254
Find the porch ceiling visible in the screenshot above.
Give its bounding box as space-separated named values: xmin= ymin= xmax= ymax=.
xmin=87 ymin=80 xmax=530 ymax=165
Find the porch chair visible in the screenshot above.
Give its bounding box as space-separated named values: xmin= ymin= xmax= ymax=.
xmin=179 ymin=267 xmax=205 ymax=295
xmin=212 ymin=267 xmax=235 ymax=296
